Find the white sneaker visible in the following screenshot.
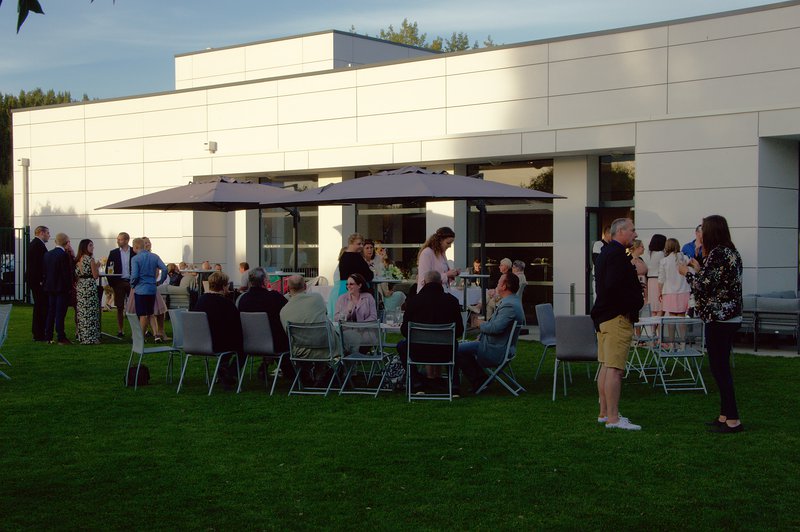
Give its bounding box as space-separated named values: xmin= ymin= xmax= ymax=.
xmin=598 ymin=415 xmax=628 ymax=424
xmin=605 ymin=418 xmax=641 ymax=431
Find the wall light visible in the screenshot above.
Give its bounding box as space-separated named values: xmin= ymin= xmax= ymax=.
xmin=205 ymin=141 xmax=218 ymax=153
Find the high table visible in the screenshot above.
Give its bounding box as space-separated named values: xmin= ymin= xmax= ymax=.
xmin=97 ymin=273 xmax=123 ymax=341
xmin=455 ymin=273 xmax=489 ymax=311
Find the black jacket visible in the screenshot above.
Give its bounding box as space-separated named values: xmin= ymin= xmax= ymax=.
xmin=236 ymin=286 xmax=289 ymax=353
xmin=401 ymin=283 xmax=463 ymax=360
xmin=338 ymin=251 xmax=374 ymax=283
xmin=27 ymin=237 xmax=47 ymax=287
xmin=591 ymin=240 xmax=643 ymax=328
xmin=195 ymin=293 xmax=243 ymax=355
xmin=42 ymin=247 xmax=73 ymax=295
xmin=107 ymin=247 xmax=136 ymax=286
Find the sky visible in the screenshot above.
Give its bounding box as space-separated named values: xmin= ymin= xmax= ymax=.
xmin=0 ymin=0 xmax=779 ymax=100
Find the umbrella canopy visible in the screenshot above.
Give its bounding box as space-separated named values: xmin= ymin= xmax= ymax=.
xmin=259 ymin=166 xmax=563 ymax=207
xmin=98 ymin=176 xmax=293 ymax=212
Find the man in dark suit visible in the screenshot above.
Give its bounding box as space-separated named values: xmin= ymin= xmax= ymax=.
xmin=43 ymin=233 xmax=74 ymax=345
xmin=107 ymin=232 xmax=135 ymax=337
xmin=27 ymin=225 xmax=50 ymax=341
xmin=236 ymin=266 xmax=293 ymax=380
xmin=397 ymin=270 xmax=463 ymax=393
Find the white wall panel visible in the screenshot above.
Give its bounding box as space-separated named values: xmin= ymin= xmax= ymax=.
xmin=422 ymin=133 xmax=521 ymax=162
xmin=84 ymin=98 xmax=145 ymax=118
xmin=12 ymin=124 xmax=30 ymax=148
xmin=302 ymin=60 xmax=335 ymax=74
xmin=85 ymin=114 xmax=144 ymax=142
xmin=174 ymin=56 xmax=193 ymax=82
xmin=669 ymin=69 xmax=800 ymax=115
xmin=86 ymin=163 xmax=143 ymax=191
xmin=556 ymin=124 xmax=635 ymax=153
xmin=393 ymin=141 xmax=422 ymax=164
xmin=29 ymin=168 xmax=84 ymax=193
xmin=187 ymin=73 xmax=247 ymax=88
xmin=211 ymin=152 xmax=285 ymax=175
xmin=180 ymin=157 xmax=213 ymax=179
xmin=358 ymin=109 xmax=446 ymax=143
xmin=278 ymin=88 xmax=356 ymax=123
xmin=758 ymin=187 xmax=798 ymax=229
xmin=206 ymin=126 xmax=279 ymax=155
xmin=277 ymin=70 xmax=356 ymax=96
xmin=30 ymin=191 xmax=85 ymax=217
xmin=85 ymin=139 xmax=142 ymax=166
xmin=191 ymin=48 xmax=245 ymax=79
xmin=30 ymin=119 xmax=84 ymax=146
xmin=636 ymin=146 xmax=758 ymax=191
xmin=759 ymin=107 xmax=800 ymax=137
xmin=636 ymin=187 xmax=758 ymax=229
xmin=550 ymin=27 xmax=668 ymax=61
xmin=357 ymin=58 xmax=446 ymax=86
xmin=358 ymin=78 xmax=445 ymax=115
xmin=278 ymin=118 xmax=357 ymax=151
xmin=637 ymin=114 xmax=758 ymax=153
xmin=142 ymin=133 xmax=209 ymax=162
xmin=308 ymin=144 xmax=394 ymax=170
xmin=245 ymin=65 xmax=305 ymax=81
xmin=207 ymin=81 xmax=277 ymax=104
xmin=142 ymin=160 xmax=185 ymax=189
xmin=668 ymin=4 xmax=800 ymax=45
xmin=550 ymin=49 xmax=667 ymax=96
xmin=445 ymin=45 xmax=548 ymax=75
xmin=28 ymin=104 xmax=83 ymax=124
xmin=447 ymin=99 xmax=548 ymax=135
xmin=550 ymin=85 xmax=666 ymax=126
xmin=670 ymin=29 xmax=800 ymax=83
xmin=208 ymin=98 xmax=278 ymax=130
xmin=447 ymin=64 xmax=548 ymax=106
xmin=521 ymin=130 xmax=556 ymax=155
xmin=301 ymin=34 xmax=334 ymax=63
xmin=246 ymin=39 xmax=303 ymax=70
xmin=142 ymin=107 xmax=206 ymax=137
xmin=137 ymin=91 xmax=207 ymax=113
xmin=30 ymin=143 xmax=86 ymax=169
xmin=283 ymin=151 xmax=309 ymax=171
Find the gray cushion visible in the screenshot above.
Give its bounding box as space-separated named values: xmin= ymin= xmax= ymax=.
xmin=760 ymin=290 xmax=797 ymax=299
xmin=756 ymin=297 xmax=800 ymax=313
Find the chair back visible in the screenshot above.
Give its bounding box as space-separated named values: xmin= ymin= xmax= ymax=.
xmin=182 ymin=311 xmax=215 ymax=356
xmin=339 ymin=320 xmax=382 ymax=357
xmin=168 ymin=308 xmax=187 ymax=350
xmin=639 ymin=304 xmax=652 ymax=317
xmin=287 ymin=321 xmax=336 ymax=361
xmin=554 ymin=315 xmax=598 ymax=362
xmin=240 ymin=312 xmax=275 ymax=356
xmin=126 ymin=313 xmax=145 ymax=355
xmin=535 ymin=303 xmax=556 ymax=346
xmin=406 ymin=322 xmax=457 ymax=364
xmin=504 ymin=321 xmax=522 ymax=360
xmin=0 ymin=304 xmax=11 ymax=346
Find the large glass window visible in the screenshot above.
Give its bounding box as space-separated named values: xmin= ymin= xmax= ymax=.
xmin=599 ymin=154 xmax=635 ymax=205
xmin=356 ymin=203 xmax=426 ymax=274
xmin=260 ymin=176 xmax=318 ymax=276
xmin=466 ymin=160 xmax=554 ymax=322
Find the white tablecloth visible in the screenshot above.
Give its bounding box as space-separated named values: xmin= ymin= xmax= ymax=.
xmin=447 ymin=286 xmax=481 ymax=306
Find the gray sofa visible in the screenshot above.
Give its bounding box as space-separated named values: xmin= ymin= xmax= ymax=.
xmin=158 ymin=284 xmax=191 ymax=309
xmin=742 ymin=291 xmax=800 ymax=352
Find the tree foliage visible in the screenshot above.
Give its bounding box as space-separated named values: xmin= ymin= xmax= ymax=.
xmin=364 ymin=18 xmax=497 ymax=52
xmin=1 ymin=89 xmax=79 ymax=226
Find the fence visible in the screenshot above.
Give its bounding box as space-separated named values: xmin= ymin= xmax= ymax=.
xmin=0 ymin=227 xmax=28 ymax=302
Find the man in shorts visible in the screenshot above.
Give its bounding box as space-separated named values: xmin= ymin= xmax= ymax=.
xmin=591 ymin=218 xmax=644 ymax=430
xmin=129 ymin=237 xmax=167 ymax=337
xmin=108 ymin=232 xmax=136 ymax=337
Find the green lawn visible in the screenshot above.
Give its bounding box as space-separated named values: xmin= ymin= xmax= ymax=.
xmin=1 ymin=303 xmax=798 ymax=530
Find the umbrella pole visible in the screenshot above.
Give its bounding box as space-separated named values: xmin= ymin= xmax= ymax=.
xmin=477 ymin=201 xmax=487 ymax=315
xmin=291 ymin=208 xmax=300 ymax=272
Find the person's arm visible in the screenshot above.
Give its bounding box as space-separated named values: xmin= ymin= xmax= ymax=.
xmin=156 ymin=256 xmax=168 ymax=286
xmin=90 ymin=258 xmax=99 ymax=279
xmin=130 ymin=258 xmax=140 ymax=288
xmin=480 ymin=303 xmax=514 ymax=336
xmin=416 ymin=248 xmax=435 ymax=288
xmin=363 ymin=293 xmax=377 ymax=321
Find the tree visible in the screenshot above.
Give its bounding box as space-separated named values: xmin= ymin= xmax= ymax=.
xmin=1 ymin=89 xmax=78 ymax=227
xmin=378 ymin=18 xmax=429 ymax=48
xmin=355 ymin=19 xmax=497 ymax=52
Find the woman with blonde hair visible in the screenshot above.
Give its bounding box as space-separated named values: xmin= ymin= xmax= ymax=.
xmin=416 ymin=227 xmax=459 ymax=290
xmin=629 ymin=239 xmax=647 ymax=300
xmin=658 ymin=238 xmax=691 ymax=316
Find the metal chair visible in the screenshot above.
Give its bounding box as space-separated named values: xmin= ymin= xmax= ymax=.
xmin=474 ymin=321 xmax=526 ymax=396
xmin=286 ymin=320 xmax=340 ymax=396
xmin=653 ymin=317 xmax=707 ymax=394
xmin=534 ymin=303 xmax=556 ymax=380
xmin=552 ymin=315 xmax=598 ymax=400
xmin=176 ymin=311 xmax=238 ymax=395
xmin=167 ymin=308 xmax=187 ymax=370
xmin=125 ymin=313 xmax=182 ymax=390
xmin=627 ymin=304 xmax=659 ymax=382
xmin=237 ymin=312 xmax=288 ymax=395
xmin=0 ymin=304 xmax=12 ymax=380
xmin=338 ymin=320 xmax=387 ymax=397
xmin=406 ymin=322 xmax=457 ymax=402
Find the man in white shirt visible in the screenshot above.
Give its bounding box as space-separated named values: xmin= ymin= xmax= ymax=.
xmin=107 ymin=232 xmax=136 ymax=338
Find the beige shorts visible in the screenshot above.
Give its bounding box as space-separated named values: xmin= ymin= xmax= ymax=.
xmin=597 ymin=315 xmax=633 ymax=370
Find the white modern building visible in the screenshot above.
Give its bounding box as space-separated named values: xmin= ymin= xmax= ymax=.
xmin=12 ymin=1 xmax=800 ymax=317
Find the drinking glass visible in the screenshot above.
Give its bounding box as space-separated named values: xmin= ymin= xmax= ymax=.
xmin=106 ymin=261 xmax=114 ymax=275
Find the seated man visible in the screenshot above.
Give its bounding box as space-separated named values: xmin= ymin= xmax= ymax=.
xmin=457 ymin=271 xmax=524 ymax=393
xmin=238 ymin=261 xmax=250 ymax=292
xmin=397 ymin=270 xmax=464 ymax=393
xmin=194 ymin=272 xmax=243 ymax=390
xmin=279 ymin=275 xmax=335 ymax=386
xmin=237 ymin=267 xmax=293 ymax=379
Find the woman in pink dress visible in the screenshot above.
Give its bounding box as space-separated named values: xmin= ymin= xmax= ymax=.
xmin=658 ymin=238 xmax=691 ymax=316
xmin=644 ymin=234 xmax=666 ymax=316
xmin=416 ymin=227 xmax=459 ymax=290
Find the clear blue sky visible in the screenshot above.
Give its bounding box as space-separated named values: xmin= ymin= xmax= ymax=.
xmin=0 ymin=0 xmax=776 ymax=100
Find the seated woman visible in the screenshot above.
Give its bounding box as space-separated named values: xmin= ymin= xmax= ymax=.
xmin=334 ymin=273 xmax=377 ymax=323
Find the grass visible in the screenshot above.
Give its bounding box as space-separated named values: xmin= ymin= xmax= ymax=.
xmin=1 ymin=303 xmax=799 ymax=530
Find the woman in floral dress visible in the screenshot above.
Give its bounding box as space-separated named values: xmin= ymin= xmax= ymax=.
xmin=75 ymin=239 xmax=100 ymax=344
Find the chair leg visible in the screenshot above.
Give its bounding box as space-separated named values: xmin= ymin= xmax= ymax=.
xmin=208 ymin=357 xmax=224 ymax=396
xmin=134 ymin=354 xmax=144 ymax=391
xmin=552 ymin=359 xmax=559 ymax=401
xmin=0 ymin=369 xmax=8 ymax=379
xmin=177 ymin=354 xmax=191 ymax=393
xmin=535 ymin=345 xmax=549 ymax=380
xmin=124 ymin=350 xmax=135 ymax=387
xmin=269 ymin=355 xmax=284 ymax=396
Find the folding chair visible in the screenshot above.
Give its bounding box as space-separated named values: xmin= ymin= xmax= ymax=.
xmin=627 ymin=304 xmax=659 ymax=382
xmin=552 ymin=315 xmax=598 ymax=400
xmin=286 ymin=321 xmax=340 ymax=396
xmin=125 ymin=313 xmax=182 ymax=390
xmin=238 ymin=312 xmax=288 ymax=395
xmin=176 ymin=311 xmax=238 ymax=395
xmin=167 ymin=307 xmax=187 ymax=371
xmin=653 ymin=317 xmax=707 ymax=394
xmin=0 ymin=304 xmax=11 ymax=380
xmin=338 ymin=320 xmax=387 ymax=397
xmin=406 ymin=322 xmax=457 ymax=402
xmin=474 ymin=321 xmax=526 ymax=396
xmin=534 ymin=303 xmax=556 ymax=380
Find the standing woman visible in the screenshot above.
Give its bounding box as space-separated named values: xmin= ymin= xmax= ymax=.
xmin=336 ymin=233 xmax=374 ymax=300
xmin=362 ymin=239 xmax=384 ymax=277
xmin=679 ymin=215 xmax=744 ymax=433
xmin=658 ymin=238 xmax=691 ymax=316
xmin=629 ymin=239 xmax=648 ymax=301
xmin=644 ymin=234 xmax=666 ymax=316
xmin=416 ymin=227 xmax=460 ymax=290
xmin=74 ymin=239 xmax=101 ymax=344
